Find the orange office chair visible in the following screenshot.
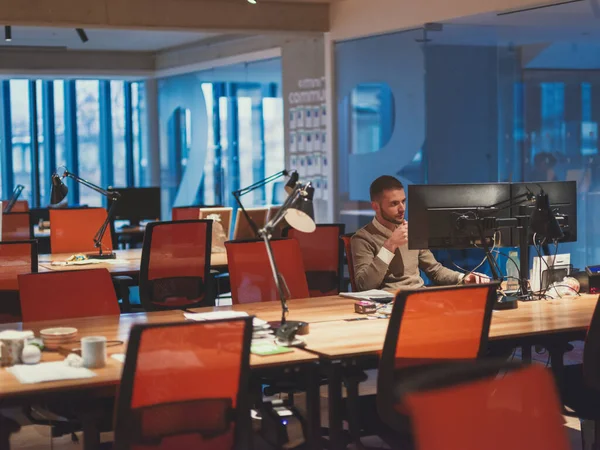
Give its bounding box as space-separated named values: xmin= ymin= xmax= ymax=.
xmin=341 ymin=233 xmax=357 ymax=292
xmin=3 ymin=200 xmax=29 ymax=213
xmin=49 ymin=207 xmax=113 ymax=255
xmin=398 ymin=361 xmax=570 ymax=450
xmin=225 ymin=238 xmax=309 ymax=304
xmin=114 ymin=318 xmax=253 ymax=450
xmin=2 ymin=213 xmax=32 ymax=241
xmin=284 ymin=224 xmax=345 ymax=297
xmin=0 ymin=241 xmax=37 ymax=323
xmin=374 ymin=284 xmax=497 ymax=442
xmin=139 ymin=220 xmax=214 ymax=311
xmin=172 ymin=206 xmax=201 ymax=221
xmin=18 ymin=268 xmax=120 ymax=322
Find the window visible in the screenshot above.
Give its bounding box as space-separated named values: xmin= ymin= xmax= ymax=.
xmin=131 ymin=82 xmax=145 ymax=186
xmin=10 ymin=80 xmax=31 ymax=204
xmin=111 ymin=80 xmax=126 ymax=187
xmin=0 ymin=77 xmax=145 ymax=208
xmin=76 ymin=80 xmax=101 ymax=206
xmin=54 ymin=81 xmax=66 ymax=169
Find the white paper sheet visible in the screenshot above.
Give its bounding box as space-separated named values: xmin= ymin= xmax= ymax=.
xmin=7 ymin=361 xmax=96 ymax=384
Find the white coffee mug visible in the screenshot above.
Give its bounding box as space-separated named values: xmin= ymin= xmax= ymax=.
xmin=81 ymin=336 xmax=107 ymax=369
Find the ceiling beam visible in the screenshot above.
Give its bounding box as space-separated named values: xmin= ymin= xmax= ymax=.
xmin=0 ymin=0 xmax=330 ymax=33
xmin=0 ymin=48 xmax=155 ymax=78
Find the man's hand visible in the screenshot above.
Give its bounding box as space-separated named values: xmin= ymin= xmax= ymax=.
xmin=383 ymin=221 xmax=408 ymax=253
xmin=463 ymin=272 xmax=491 ymax=284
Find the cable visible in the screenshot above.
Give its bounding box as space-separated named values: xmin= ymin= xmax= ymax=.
xmin=452 ymin=231 xmax=498 ymax=285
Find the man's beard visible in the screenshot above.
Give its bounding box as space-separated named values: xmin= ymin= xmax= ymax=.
xmin=380 ymin=208 xmax=404 ymax=226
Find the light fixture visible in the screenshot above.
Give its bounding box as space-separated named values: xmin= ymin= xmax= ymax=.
xmin=248 ymin=0 xmax=257 ymax=4
xmin=4 ymin=26 xmax=11 ymax=42
xmin=76 ymin=28 xmax=88 ymax=43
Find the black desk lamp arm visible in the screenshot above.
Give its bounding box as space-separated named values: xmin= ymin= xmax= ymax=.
xmin=92 ymin=192 xmax=120 ymax=255
xmin=233 ymin=170 xmax=288 ymax=198
xmin=63 ymin=171 xmax=114 ymax=198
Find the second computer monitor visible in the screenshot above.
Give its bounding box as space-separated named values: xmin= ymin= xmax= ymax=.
xmin=408 ymin=183 xmax=512 ymax=250
xmin=108 ymin=187 xmax=161 ymax=225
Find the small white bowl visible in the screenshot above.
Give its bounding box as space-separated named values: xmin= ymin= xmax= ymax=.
xmin=40 ymin=327 xmax=78 ymax=337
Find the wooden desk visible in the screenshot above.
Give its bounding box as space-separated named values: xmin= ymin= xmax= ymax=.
xmin=0 ymin=309 xmax=321 ymax=450
xmin=37 ymin=248 xmax=229 ymax=275
xmin=298 ymin=294 xmax=599 ymax=450
xmin=301 ymin=294 xmax=599 ymax=359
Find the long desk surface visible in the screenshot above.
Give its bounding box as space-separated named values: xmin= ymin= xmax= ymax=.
xmin=37 ymin=248 xmax=229 ymax=275
xmin=0 ymin=294 xmax=597 ymax=403
xmin=301 ymin=294 xmax=599 ymax=359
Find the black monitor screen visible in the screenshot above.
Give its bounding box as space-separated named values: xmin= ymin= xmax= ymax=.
xmin=408 ymin=183 xmax=512 ymax=250
xmin=510 ymin=181 xmax=577 ymax=245
xmin=108 ymin=187 xmax=161 ymax=224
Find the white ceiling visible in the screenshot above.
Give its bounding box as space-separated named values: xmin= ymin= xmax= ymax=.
xmin=0 ymin=26 xmax=218 ymax=52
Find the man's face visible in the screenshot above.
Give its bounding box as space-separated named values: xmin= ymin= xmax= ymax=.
xmin=372 ymin=188 xmax=406 ymax=226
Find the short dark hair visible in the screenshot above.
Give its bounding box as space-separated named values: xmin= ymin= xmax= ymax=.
xmin=370 ymin=176 xmax=404 ymax=201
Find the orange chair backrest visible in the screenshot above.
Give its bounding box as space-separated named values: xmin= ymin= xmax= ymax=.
xmin=139 ymin=220 xmax=212 ymax=310
xmin=18 ymin=269 xmax=120 ymax=322
xmin=286 ymin=224 xmax=345 ymax=297
xmin=404 ymin=364 xmax=570 ymax=450
xmin=3 ymin=200 xmax=29 ymax=212
xmin=225 ymin=238 xmax=309 ymax=304
xmin=2 ymin=213 xmax=31 ymax=241
xmin=0 ymin=241 xmax=37 ymax=291
xmin=341 ymin=234 xmax=357 ymax=291
xmin=172 ymin=207 xmax=201 ymax=221
xmin=384 ymin=284 xmax=496 ymax=369
xmin=50 ymin=208 xmax=113 ymax=254
xmin=114 ymin=318 xmax=252 ymax=450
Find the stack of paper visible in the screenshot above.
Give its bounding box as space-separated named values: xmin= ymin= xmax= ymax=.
xmin=340 ymin=289 xmax=394 ymax=301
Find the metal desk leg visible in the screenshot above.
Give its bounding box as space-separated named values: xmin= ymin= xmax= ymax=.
xmin=79 ymin=411 xmax=101 ymax=450
xmin=305 ymin=363 xmax=322 ymax=450
xmin=522 ymin=345 xmax=532 ymax=363
xmin=327 ymin=362 xmax=344 ymax=450
xmin=0 ymin=414 xmax=19 ymax=450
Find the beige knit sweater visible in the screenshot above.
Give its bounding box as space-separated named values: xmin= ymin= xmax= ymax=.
xmin=351 ymin=219 xmax=462 ymax=291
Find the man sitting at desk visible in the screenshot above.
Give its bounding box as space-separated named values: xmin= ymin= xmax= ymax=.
xmin=351 ymin=175 xmax=488 ymax=291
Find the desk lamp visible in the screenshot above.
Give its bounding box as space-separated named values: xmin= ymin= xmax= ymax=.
xmin=50 ymin=168 xmax=120 ymax=259
xmin=235 ymin=173 xmax=315 ymax=346
xmin=232 ymin=170 xmax=298 ymax=238
xmin=3 ymin=185 xmax=24 ymax=213
xmin=262 ymin=181 xmax=315 ymax=346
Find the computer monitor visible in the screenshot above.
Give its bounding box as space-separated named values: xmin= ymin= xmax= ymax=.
xmin=107 ymin=187 xmax=161 ymax=225
xmin=408 ymin=183 xmax=513 ymax=250
xmin=509 ymin=180 xmax=577 ymax=246
xmin=234 ymin=207 xmax=269 ymax=240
